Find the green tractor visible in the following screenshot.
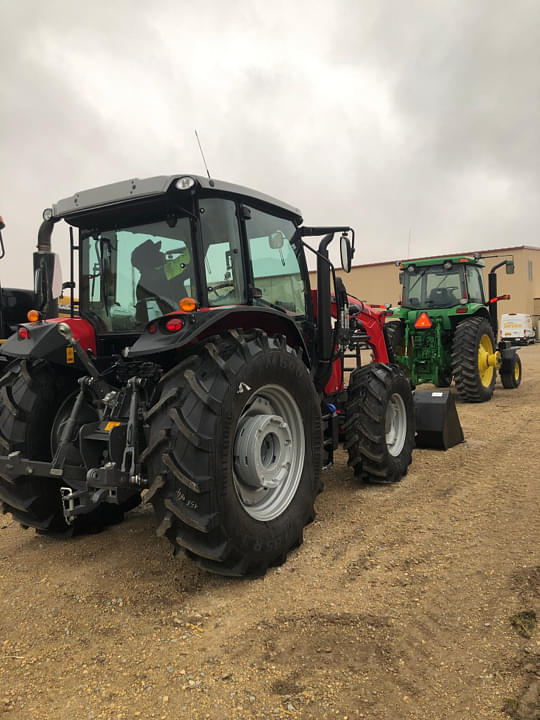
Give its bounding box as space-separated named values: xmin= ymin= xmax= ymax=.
xmin=384 ymin=254 xmax=522 ymax=402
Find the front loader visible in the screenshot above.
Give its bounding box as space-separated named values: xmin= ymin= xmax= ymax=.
xmin=0 ymin=174 xmax=415 ymax=576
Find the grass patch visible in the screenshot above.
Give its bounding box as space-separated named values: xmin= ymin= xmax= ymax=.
xmin=509 ymin=611 xmax=537 ymax=639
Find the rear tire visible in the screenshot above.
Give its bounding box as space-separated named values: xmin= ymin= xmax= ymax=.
xmin=383 ymin=321 xmax=405 ymax=364
xmin=144 ymin=330 xmax=321 ymax=577
xmin=452 ymin=317 xmax=497 ymax=402
xmin=500 ymin=352 xmax=522 ymax=389
xmin=0 ymin=360 xmax=139 ymax=536
xmin=343 ymin=363 xmax=415 ymax=484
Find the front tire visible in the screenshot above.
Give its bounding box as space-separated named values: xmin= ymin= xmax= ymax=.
xmin=452 ymin=317 xmax=497 ymax=402
xmin=343 ymin=363 xmax=415 ymax=484
xmin=145 ymin=330 xmax=322 ymax=577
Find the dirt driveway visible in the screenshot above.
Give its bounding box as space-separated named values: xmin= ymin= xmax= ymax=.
xmin=1 ymin=346 xmax=539 ymax=720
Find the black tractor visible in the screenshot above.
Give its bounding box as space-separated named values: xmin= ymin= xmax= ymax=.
xmin=0 ymin=216 xmax=61 ymax=346
xmin=0 ymin=175 xmax=415 ymax=576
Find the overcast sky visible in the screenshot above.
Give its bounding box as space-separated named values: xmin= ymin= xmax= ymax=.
xmin=1 ymin=0 xmax=540 ymax=287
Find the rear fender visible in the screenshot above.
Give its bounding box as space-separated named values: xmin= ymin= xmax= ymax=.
xmin=128 ymin=306 xmax=311 ymax=366
xmin=0 ymin=317 xmax=96 ymax=373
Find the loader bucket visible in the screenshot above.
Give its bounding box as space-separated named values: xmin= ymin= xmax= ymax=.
xmin=414 ymin=390 xmax=464 ymax=450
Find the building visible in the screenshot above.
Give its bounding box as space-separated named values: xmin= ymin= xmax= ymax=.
xmin=311 ymin=245 xmax=540 ymax=332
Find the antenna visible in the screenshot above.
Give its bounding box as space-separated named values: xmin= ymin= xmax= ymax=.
xmin=195 ymin=129 xmax=211 ymax=180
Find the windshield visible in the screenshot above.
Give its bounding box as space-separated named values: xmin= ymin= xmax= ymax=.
xmin=402 ymin=264 xmax=466 ymax=309
xmin=80 ymin=217 xmax=193 ymax=332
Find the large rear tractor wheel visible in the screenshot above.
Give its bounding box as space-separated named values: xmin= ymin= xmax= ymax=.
xmin=0 ymin=360 xmax=139 ymax=536
xmin=383 ymin=321 xmax=405 ymax=364
xmin=452 ymin=317 xmax=497 ymax=402
xmin=343 ymin=363 xmax=414 ymax=484
xmin=144 ymin=330 xmax=321 ymax=577
xmin=500 ymin=352 xmax=522 ymax=389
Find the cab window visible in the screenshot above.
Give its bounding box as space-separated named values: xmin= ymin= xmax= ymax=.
xmin=244 ymin=207 xmax=305 ymax=315
xmin=199 ymin=198 xmax=246 ymax=306
xmin=466 ymin=266 xmax=485 ymax=303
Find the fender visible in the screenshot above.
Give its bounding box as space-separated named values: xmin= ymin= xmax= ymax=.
xmin=0 ymin=317 xmax=97 ymax=371
xmin=128 ymin=306 xmax=311 ymax=365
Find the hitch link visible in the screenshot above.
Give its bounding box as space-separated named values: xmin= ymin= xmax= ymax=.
xmin=51 ymin=377 xmax=90 ymax=475
xmin=121 ymin=377 xmax=146 ymax=487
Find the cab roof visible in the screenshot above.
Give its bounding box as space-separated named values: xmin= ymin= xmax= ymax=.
xmin=50 ymin=174 xmax=303 ymax=225
xmin=400 ymin=255 xmax=485 ymax=269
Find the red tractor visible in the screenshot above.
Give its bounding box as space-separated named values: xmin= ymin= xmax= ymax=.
xmin=0 ymin=175 xmax=414 ymax=576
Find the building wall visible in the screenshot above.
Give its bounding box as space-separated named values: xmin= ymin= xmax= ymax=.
xmin=310 ymin=246 xmax=540 ymax=328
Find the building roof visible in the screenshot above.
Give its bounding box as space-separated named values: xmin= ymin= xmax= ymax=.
xmin=346 ymin=245 xmax=540 ymax=271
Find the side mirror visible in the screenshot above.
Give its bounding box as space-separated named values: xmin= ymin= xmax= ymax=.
xmin=399 ymin=272 xmax=404 ymax=285
xmin=505 ymin=260 xmax=515 ymax=274
xmin=52 ymin=254 xmax=63 ymax=298
xmin=340 ymin=234 xmax=353 ymax=273
xmin=269 ymin=231 xmax=285 ymax=250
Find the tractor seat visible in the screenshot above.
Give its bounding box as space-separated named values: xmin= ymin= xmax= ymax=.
xmin=428 ymin=288 xmax=456 ymax=306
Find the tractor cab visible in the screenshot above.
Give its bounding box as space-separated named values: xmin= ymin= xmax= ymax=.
xmin=400 ymin=256 xmax=485 ymax=310
xmin=30 ymin=175 xmax=315 ymax=363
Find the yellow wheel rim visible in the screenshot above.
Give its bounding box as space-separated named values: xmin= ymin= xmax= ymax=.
xmin=477 ymin=334 xmax=495 ymax=387
xmin=514 ymin=360 xmax=520 ymax=381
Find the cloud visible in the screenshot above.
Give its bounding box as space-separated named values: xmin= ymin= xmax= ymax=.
xmin=1 ymin=0 xmax=539 ymax=288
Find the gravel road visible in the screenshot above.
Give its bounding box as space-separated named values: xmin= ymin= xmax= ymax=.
xmin=1 ymin=346 xmax=539 ymax=720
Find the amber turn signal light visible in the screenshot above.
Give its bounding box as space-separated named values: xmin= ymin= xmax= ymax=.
xmin=179 ymin=297 xmax=197 ymax=312
xmin=27 ymin=309 xmax=40 ymax=323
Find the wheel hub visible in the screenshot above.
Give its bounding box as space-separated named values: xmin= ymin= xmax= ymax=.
xmin=232 ymin=386 xmax=305 ymax=522
xmin=234 ymin=414 xmax=292 ymax=490
xmin=385 ymin=393 xmax=407 ymax=457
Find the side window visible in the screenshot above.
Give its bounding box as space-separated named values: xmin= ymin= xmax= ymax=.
xmin=466 ymin=266 xmax=485 ymax=303
xmin=200 ymin=198 xmax=246 ymax=306
xmin=245 ymin=207 xmax=305 ymax=315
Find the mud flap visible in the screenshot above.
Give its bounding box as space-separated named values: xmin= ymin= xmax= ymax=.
xmin=414 ymin=390 xmax=464 ymax=450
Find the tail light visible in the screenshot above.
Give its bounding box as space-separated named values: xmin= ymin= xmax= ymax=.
xmin=18 ymin=327 xmax=30 ymax=340
xmin=165 ymin=318 xmax=183 ymax=333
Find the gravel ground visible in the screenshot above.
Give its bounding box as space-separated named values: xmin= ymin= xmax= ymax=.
xmin=1 ymin=345 xmax=539 ymax=720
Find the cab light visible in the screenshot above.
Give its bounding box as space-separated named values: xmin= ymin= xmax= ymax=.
xmin=175 ymin=176 xmax=195 ymax=190
xmin=414 ymin=312 xmax=432 ymax=329
xmin=179 ymin=296 xmax=197 ymax=312
xmin=27 ymin=309 xmax=40 ymax=323
xmin=165 ymin=318 xmax=183 ymax=333
xmin=18 ymin=327 xmax=30 ymax=340
xmin=148 ymin=323 xmax=157 ymax=334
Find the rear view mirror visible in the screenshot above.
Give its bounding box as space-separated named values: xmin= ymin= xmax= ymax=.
xmin=52 ymin=254 xmax=63 ymax=299
xmin=269 ymin=231 xmax=285 ymax=250
xmin=505 ymin=260 xmax=515 ymax=274
xmin=340 ymin=234 xmax=352 ymax=273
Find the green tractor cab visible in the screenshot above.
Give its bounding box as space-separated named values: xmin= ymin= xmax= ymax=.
xmin=385 ymin=254 xmax=521 ymax=402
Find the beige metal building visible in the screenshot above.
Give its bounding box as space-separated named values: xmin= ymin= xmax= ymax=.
xmin=311 ymin=245 xmax=540 ymax=332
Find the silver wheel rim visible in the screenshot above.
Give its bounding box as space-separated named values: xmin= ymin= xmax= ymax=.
xmin=385 ymin=393 xmax=407 ymax=457
xmin=233 ymin=384 xmax=305 ymax=521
